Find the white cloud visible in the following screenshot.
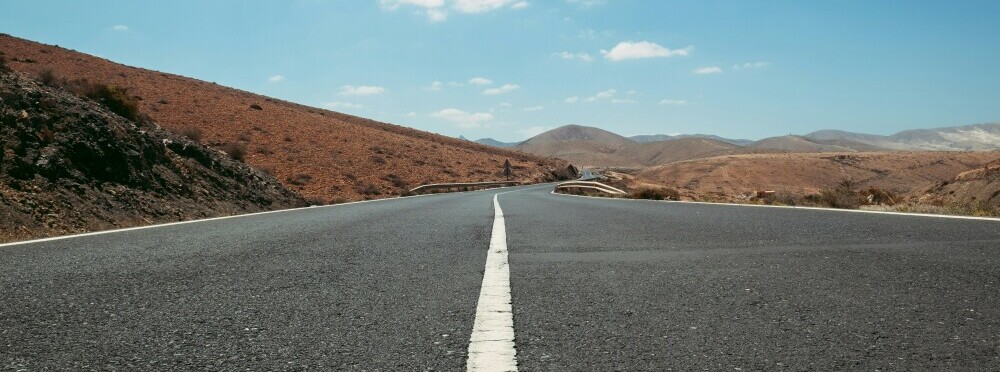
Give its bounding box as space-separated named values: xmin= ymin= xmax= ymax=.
xmin=379 ymin=0 xmax=444 ymax=10
xmin=427 ymin=8 xmax=448 ymax=21
xmin=517 ymin=126 xmax=551 ymax=138
xmin=565 ymin=0 xmax=605 ymax=7
xmin=431 ymin=108 xmax=494 ymax=128
xmin=111 ymin=25 xmax=129 ymax=32
xmin=426 ymin=81 xmax=445 ymax=91
xmin=611 ymin=99 xmax=635 ymax=104
xmin=498 ymin=102 xmax=512 ymax=107
xmin=339 ymin=85 xmax=386 ymax=96
xmin=468 ymin=77 xmax=493 ymax=85
xmin=659 ymin=99 xmax=688 ymax=106
xmin=482 ymin=83 xmax=520 ymax=95
xmin=694 ymin=66 xmax=723 ymax=74
xmin=323 ymin=102 xmax=364 ymax=109
xmin=601 ymin=41 xmax=692 ymax=61
xmin=564 ymin=96 xmax=580 ymax=103
xmin=733 ymin=61 xmax=770 ymax=70
xmin=554 ymin=51 xmax=594 ymax=62
xmin=405 ymin=112 xmax=418 ymax=117
xmin=511 ymin=1 xmax=529 ymax=9
xmin=584 ymin=89 xmax=616 ymax=102
xmin=453 ymin=0 xmax=522 ymax=13
xmin=523 ymin=106 xmax=544 ymax=111
xmin=268 ymin=75 xmax=285 ymax=83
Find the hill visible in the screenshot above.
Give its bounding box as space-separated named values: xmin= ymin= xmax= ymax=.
xmin=0 ymin=34 xmax=569 ymax=203
xmin=474 ymin=138 xmax=520 ymax=148
xmin=0 ymin=69 xmax=304 ymax=242
xmin=637 ymin=151 xmax=1000 ymax=202
xmin=515 ymin=125 xmax=638 ymax=167
xmin=916 ymin=159 xmax=1000 ymax=215
xmin=748 ymin=135 xmax=883 ymax=152
xmin=630 ymin=134 xmax=752 ymax=146
xmin=806 ymin=123 xmax=1000 ymax=151
xmin=615 ymin=137 xmax=741 ymax=165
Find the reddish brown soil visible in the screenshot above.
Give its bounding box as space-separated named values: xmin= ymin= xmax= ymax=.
xmin=0 ymin=35 xmax=569 ymax=203
xmin=637 ymin=151 xmax=1000 ymax=202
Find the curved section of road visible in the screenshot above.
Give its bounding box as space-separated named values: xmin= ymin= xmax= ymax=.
xmin=2 ymin=184 xmax=999 ymax=370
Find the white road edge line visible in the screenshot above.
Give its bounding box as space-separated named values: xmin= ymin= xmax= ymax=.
xmin=550 ymin=191 xmax=1000 ymax=222
xmin=467 ymin=194 xmax=518 ymax=372
xmin=0 ymin=184 xmax=533 ymax=249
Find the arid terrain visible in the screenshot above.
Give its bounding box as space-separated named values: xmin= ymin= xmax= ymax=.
xmin=0 ymin=35 xmax=570 ymax=204
xmin=0 ymin=70 xmax=304 ymax=242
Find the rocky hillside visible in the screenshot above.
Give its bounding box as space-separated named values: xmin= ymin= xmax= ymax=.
xmin=0 ymin=35 xmax=570 ymax=203
xmin=917 ymin=160 xmax=1000 ymax=215
xmin=0 ymin=69 xmax=304 ymax=243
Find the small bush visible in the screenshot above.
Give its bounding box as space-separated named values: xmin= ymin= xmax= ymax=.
xmin=371 ymin=155 xmax=387 ymax=165
xmin=631 ymin=187 xmax=681 ymax=200
xmin=237 ymin=132 xmax=252 ymax=142
xmin=222 ymin=142 xmax=246 ymax=161
xmin=255 ymin=145 xmax=273 ymax=155
xmin=0 ymin=52 xmax=9 ymax=73
xmin=249 ymin=104 xmax=263 ymax=110
xmin=180 ymin=127 xmax=203 ymax=142
xmin=38 ymin=69 xmax=60 ymax=86
xmin=381 ymin=174 xmax=407 ymax=189
xmin=329 ymin=197 xmax=349 ymax=205
xmin=818 ymin=179 xmax=864 ymax=209
xmin=356 ymin=184 xmax=381 ymax=196
xmin=304 ymin=196 xmax=326 ymax=206
xmin=286 ymin=173 xmax=313 ymax=186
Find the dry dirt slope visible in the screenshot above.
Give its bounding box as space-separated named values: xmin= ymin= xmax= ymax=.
xmin=0 ymin=34 xmax=570 ymax=203
xmin=638 ymin=151 xmax=1000 ymax=202
xmin=0 ymin=70 xmax=304 ymax=243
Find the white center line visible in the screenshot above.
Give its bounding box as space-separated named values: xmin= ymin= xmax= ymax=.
xmin=467 ymin=194 xmax=518 ymax=371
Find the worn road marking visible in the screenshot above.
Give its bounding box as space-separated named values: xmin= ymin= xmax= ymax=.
xmin=467 ymin=194 xmax=518 ymax=371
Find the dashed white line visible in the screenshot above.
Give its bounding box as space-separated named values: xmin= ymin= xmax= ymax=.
xmin=467 ymin=194 xmax=518 ymax=371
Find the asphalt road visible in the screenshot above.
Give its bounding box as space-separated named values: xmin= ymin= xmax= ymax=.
xmin=3 ymin=185 xmax=1000 ymax=370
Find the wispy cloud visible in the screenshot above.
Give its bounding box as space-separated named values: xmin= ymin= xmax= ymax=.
xmin=659 ymin=99 xmax=688 ymax=106
xmin=564 ymin=96 xmax=580 ymax=103
xmin=468 ymin=77 xmax=493 ymax=85
xmin=553 ymin=51 xmax=594 ymax=62
xmin=694 ymin=66 xmax=723 ymax=74
xmin=565 ymin=0 xmax=605 ymax=8
xmin=431 ymin=108 xmax=494 ymax=128
xmin=380 ymin=0 xmax=525 ymax=21
xmin=482 ymin=83 xmax=520 ymax=95
xmin=523 ymin=105 xmax=544 ymax=111
xmin=268 ymin=75 xmax=285 ymax=83
xmin=339 ymin=85 xmax=386 ymax=96
xmin=111 ymin=25 xmax=129 ymax=32
xmin=426 ymin=81 xmax=445 ymax=91
xmin=601 ymin=41 xmax=692 ymax=61
xmin=732 ymin=61 xmax=770 ymax=70
xmin=584 ymin=89 xmax=617 ymax=102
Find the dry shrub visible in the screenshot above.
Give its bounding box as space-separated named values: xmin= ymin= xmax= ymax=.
xmin=180 ymin=127 xmax=203 ymax=142
xmin=286 ymin=173 xmax=313 ymax=186
xmin=222 ymin=142 xmax=246 ymax=161
xmin=356 ymin=184 xmax=380 ymax=196
xmin=39 ymin=69 xmax=58 ymax=86
xmin=381 ymin=174 xmax=407 ymax=189
xmin=631 ymin=187 xmax=681 ymax=201
xmin=371 ymin=155 xmax=387 ymax=165
xmin=0 ymin=52 xmax=9 ymax=73
xmin=818 ymin=179 xmax=865 ymax=209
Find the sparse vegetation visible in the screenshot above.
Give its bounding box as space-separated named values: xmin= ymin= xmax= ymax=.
xmin=356 ymin=184 xmax=381 ymax=196
xmin=180 ymin=127 xmax=204 ymax=142
xmin=818 ymin=179 xmax=865 ymax=209
xmin=631 ymin=187 xmax=680 ymax=201
xmin=39 ymin=69 xmax=58 ymax=86
xmin=286 ymin=173 xmax=313 ymax=186
xmin=249 ymin=104 xmax=263 ymax=110
xmin=371 ymin=155 xmax=387 ymax=165
xmin=0 ymin=52 xmax=9 ymax=73
xmin=381 ymin=174 xmax=407 ymax=189
xmin=222 ymin=142 xmax=246 ymax=161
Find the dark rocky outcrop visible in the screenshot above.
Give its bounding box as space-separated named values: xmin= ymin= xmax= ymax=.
xmin=0 ymin=71 xmax=304 ymax=242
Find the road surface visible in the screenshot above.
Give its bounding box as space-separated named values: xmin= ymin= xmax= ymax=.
xmin=2 ymin=184 xmax=999 ymax=370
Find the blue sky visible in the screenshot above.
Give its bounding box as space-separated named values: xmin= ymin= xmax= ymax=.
xmin=2 ymin=0 xmax=998 ymax=141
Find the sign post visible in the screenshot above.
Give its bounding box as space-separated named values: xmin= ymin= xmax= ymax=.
xmin=503 ymin=159 xmax=511 ymax=181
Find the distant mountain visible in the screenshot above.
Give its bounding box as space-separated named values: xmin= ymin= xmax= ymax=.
xmin=474 ymin=138 xmax=521 ymax=148
xmin=515 ymin=125 xmax=746 ymax=167
xmin=749 ymin=135 xmax=886 ymax=153
xmin=805 ymin=123 xmax=1000 ymax=151
xmin=630 ymin=134 xmax=753 ymax=146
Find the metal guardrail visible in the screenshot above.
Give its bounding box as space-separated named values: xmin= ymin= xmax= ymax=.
xmin=408 ymin=181 xmax=521 ymax=194
xmin=555 ymin=181 xmax=628 ymax=196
